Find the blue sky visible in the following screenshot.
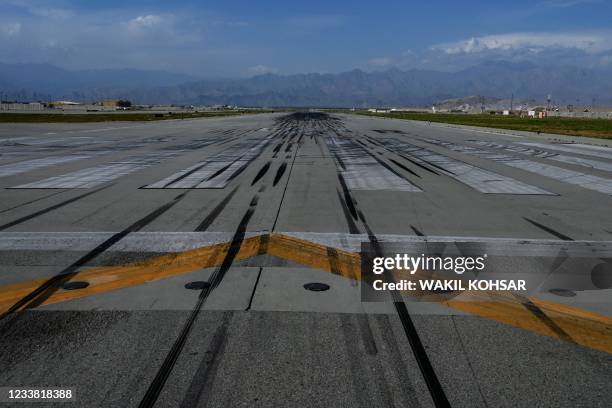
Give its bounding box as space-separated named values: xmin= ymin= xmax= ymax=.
xmin=1 ymin=0 xmax=611 ymax=77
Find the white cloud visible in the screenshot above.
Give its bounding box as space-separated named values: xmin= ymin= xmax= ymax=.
xmin=360 ymin=31 xmax=612 ymax=72
xmin=541 ymin=0 xmax=601 ymax=7
xmin=3 ymin=1 xmax=73 ymax=19
xmin=123 ymin=14 xmax=191 ymax=44
xmin=248 ymin=65 xmax=278 ymax=75
xmin=127 ymin=15 xmax=163 ymax=31
xmin=1 ymin=22 xmax=21 ymax=37
xmin=433 ymin=31 xmax=612 ymax=55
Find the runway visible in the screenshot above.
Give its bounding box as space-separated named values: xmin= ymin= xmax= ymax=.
xmin=0 ymin=112 xmax=610 ymax=407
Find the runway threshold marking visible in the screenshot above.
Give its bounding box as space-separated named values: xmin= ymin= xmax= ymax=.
xmin=10 ymin=152 xmax=181 ymax=189
xmin=430 ymin=139 xmax=612 ymax=195
xmin=325 ymin=135 xmax=422 ymax=192
xmin=0 ymin=233 xmax=610 ymax=354
xmin=0 ymin=155 xmax=90 ymax=177
xmin=377 ymin=137 xmax=553 ymax=195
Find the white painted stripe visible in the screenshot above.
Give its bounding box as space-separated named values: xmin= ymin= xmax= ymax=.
xmin=519 ymin=142 xmax=612 ymax=161
xmin=380 ymin=138 xmax=551 ymax=194
xmin=401 ymin=120 xmax=525 ymax=138
xmin=473 ymin=141 xmax=612 ymax=172
xmin=10 ymin=152 xmax=179 ymax=189
xmin=146 ymin=162 xmax=207 ymax=188
xmin=0 ymin=232 xmax=260 ymax=252
xmin=15 ymin=137 xmax=93 ymax=146
xmin=0 ymin=232 xmax=113 ymax=251
xmin=1 ymin=231 xmax=611 ymax=256
xmin=439 ymin=140 xmax=612 ymax=195
xmin=506 ymin=160 xmax=612 ymax=194
xmin=145 ymin=136 xmax=273 ymax=189
xmin=0 ymin=137 xmax=36 ymax=143
xmin=195 ymin=160 xmax=247 ymax=188
xmin=326 ymin=136 xmax=421 ymax=192
xmin=281 ymin=231 xmax=612 ymax=256
xmin=13 ymin=163 xmax=148 ymax=188
xmin=0 ymin=156 xmax=90 ymax=177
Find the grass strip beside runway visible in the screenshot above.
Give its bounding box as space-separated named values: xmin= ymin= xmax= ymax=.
xmin=352 ymin=111 xmax=612 ymax=139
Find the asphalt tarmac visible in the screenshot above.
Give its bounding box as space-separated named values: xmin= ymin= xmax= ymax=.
xmin=0 ymin=112 xmax=610 ymax=407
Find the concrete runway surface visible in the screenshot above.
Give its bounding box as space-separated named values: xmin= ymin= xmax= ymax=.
xmin=0 ymin=112 xmax=611 ymax=407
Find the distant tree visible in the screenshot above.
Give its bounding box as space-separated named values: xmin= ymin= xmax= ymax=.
xmin=117 ymin=100 xmax=132 ymax=108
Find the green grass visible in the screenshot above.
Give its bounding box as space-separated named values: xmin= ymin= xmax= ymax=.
xmin=0 ymin=110 xmax=274 ymax=123
xmin=349 ymin=110 xmax=612 ymax=139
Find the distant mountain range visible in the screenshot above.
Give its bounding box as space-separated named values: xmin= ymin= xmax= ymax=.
xmin=0 ymin=63 xmax=195 ymax=102
xmin=1 ymin=61 xmax=611 ymax=107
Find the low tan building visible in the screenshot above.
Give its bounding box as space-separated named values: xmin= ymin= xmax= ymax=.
xmin=99 ymin=100 xmax=120 ymax=107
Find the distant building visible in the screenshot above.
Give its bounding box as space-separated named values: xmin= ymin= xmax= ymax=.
xmin=99 ymin=100 xmax=120 ymax=107
xmin=51 ymin=101 xmax=81 ymax=107
xmin=0 ymin=102 xmax=44 ymax=111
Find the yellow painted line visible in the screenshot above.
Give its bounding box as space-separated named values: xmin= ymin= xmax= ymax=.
xmin=0 ymin=235 xmax=266 ymax=313
xmin=269 ymin=234 xmax=612 ymax=354
xmin=267 ymin=233 xmax=361 ymax=278
xmin=529 ymin=298 xmax=612 ymax=352
xmin=0 ymin=232 xmax=610 ymax=354
xmin=445 ymin=292 xmax=612 ymax=353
